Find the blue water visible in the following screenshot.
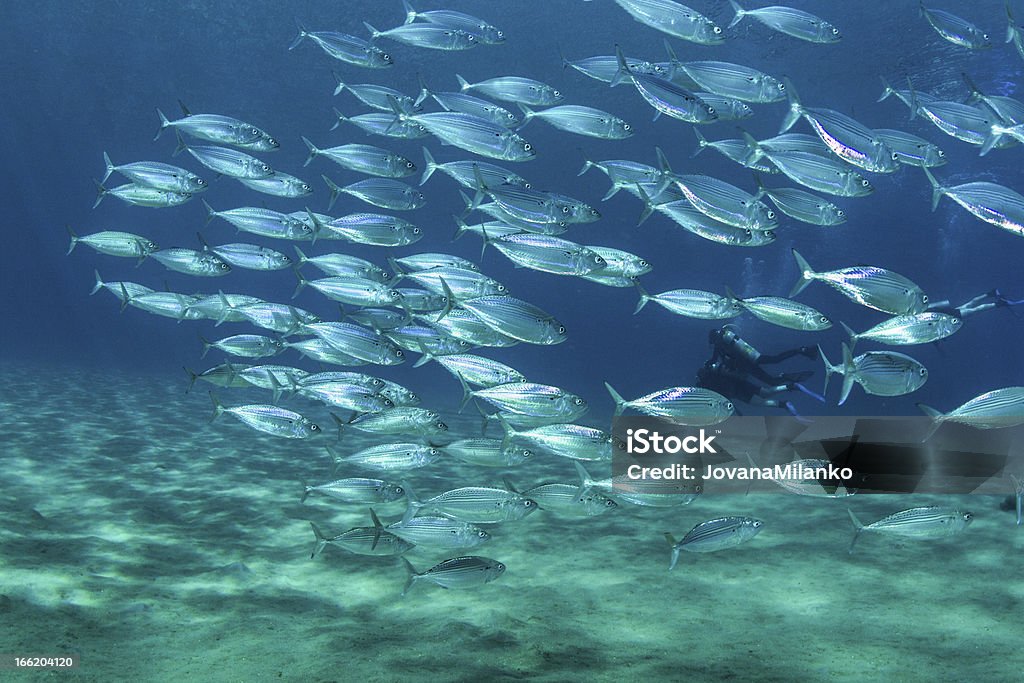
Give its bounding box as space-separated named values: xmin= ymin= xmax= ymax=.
xmin=4 ymin=1 xmax=1024 ymax=680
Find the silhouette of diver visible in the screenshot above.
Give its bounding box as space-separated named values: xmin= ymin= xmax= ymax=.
xmin=697 ymin=325 xmax=823 ymax=419
xmin=926 ymin=289 xmax=1024 ymax=318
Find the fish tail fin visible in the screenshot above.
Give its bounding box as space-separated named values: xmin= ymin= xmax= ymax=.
xmin=922 ymin=167 xmax=944 ymax=211
xmin=571 ymin=462 xmax=597 ymax=504
xmin=330 ymin=108 xmax=346 ymax=132
xmin=877 ymin=76 xmax=894 ymax=102
xmin=209 ymin=391 xmax=225 ymax=422
xmin=293 ymin=245 xmax=309 ymax=267
xmin=300 ymin=480 xmax=313 ymax=505
xmin=840 ymin=321 xmax=857 ymax=352
xmin=368 ymin=508 xmax=384 ymax=550
xmin=633 ymin=280 xmax=652 ymax=315
xmin=452 ymin=214 xmax=471 ymax=241
xmin=789 ymin=248 xmax=816 ymax=297
xmin=291 ymin=265 xmax=308 ymax=299
xmin=818 ymin=344 xmax=835 ymax=396
xmin=611 ymin=44 xmax=631 ymax=88
xmin=456 ymin=373 xmax=475 ymax=413
xmin=400 ymin=557 xmax=419 ymax=596
xmin=117 ymin=282 xmax=132 ymax=312
xmin=455 ymin=73 xmax=471 ymax=92
xmin=301 ymin=136 xmax=319 ymax=167
xmin=779 ymin=77 xmax=801 ymax=133
xmin=577 ymin=147 xmax=594 ymax=177
xmin=65 ymin=224 xmax=79 ymax=255
xmin=433 ymin=277 xmax=455 ymax=323
xmin=411 ymin=339 xmax=435 ymax=369
xmin=604 ymin=381 xmax=627 ymax=417
xmin=309 ymin=522 xmax=330 ymax=559
xmin=846 ymin=509 xmax=865 ymax=554
xmin=517 ymin=103 xmax=535 ymax=128
xmin=196 ymin=200 xmax=218 ymax=228
xmin=101 ymin=151 xmax=115 ymax=184
xmin=199 ymin=333 xmax=213 ymax=360
xmin=905 ymin=76 xmax=919 ymax=121
xmin=664 ymin=533 xmax=681 ymax=571
xmin=558 ymin=45 xmax=571 ymax=70
xmin=414 ymin=73 xmax=431 ymax=108
xmin=331 ymin=71 xmax=347 ymax=97
xmin=90 ymin=269 xmax=105 ymax=296
xmin=91 ymin=179 xmax=107 ymax=209
xmin=402 ymin=0 xmax=417 ymax=23
xmin=691 ymin=128 xmax=709 ymax=157
xmin=288 ymin=21 xmax=308 ymax=50
xmin=154 ymin=108 xmax=170 ymax=141
xmin=980 ymin=128 xmax=1003 ymax=157
xmin=170 ymin=130 xmax=188 ymax=157
xmin=838 ymin=343 xmax=857 ymax=406
xmin=363 ymin=21 xmax=382 ymax=39
xmin=496 ymin=413 xmax=518 ymax=454
xmin=420 ymin=147 xmax=437 ymax=186
xmin=917 ymin=403 xmax=945 ymax=441
xmin=635 ymin=183 xmax=656 ymax=227
xmin=728 ymin=0 xmax=746 ymax=28
xmin=662 ymin=39 xmax=680 ymax=75
xmin=321 ymin=174 xmax=343 ymax=211
xmin=182 ymin=366 xmax=199 ymax=394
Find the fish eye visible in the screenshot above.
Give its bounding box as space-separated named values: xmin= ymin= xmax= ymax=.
xmin=197 ymin=178 xmax=207 ymax=185
xmin=394 ymin=486 xmax=404 ymax=495
xmin=302 ymin=184 xmax=312 ymax=192
xmin=406 ymin=161 xmax=414 ymax=168
xmin=562 ymin=206 xmax=570 ymax=214
xmin=831 ymin=27 xmax=839 ymax=34
xmin=497 ymin=31 xmax=504 ymax=39
xmin=623 ymin=124 xmax=631 ymax=131
xmin=574 ymin=397 xmax=585 ymax=405
xmin=725 ymin=401 xmax=734 ymax=411
xmin=524 ymin=143 xmax=532 ymax=151
xmin=251 ymin=128 xmax=259 ymax=135
xmin=837 ymin=209 xmax=845 ymax=216
xmin=311 ymin=424 xmax=321 ymax=431
xmin=437 ymin=421 xmax=448 ymax=429
xmin=983 ymin=33 xmax=989 ymax=40
xmin=708 ymin=106 xmax=716 ymax=114
xmin=595 ymin=256 xmax=606 ymax=264
xmin=557 ymin=325 xmax=566 ymax=334
xmin=507 ymin=112 xmax=515 ymax=120
xmin=395 ymin=349 xmax=404 ymax=356
xmin=477 ymin=530 xmax=488 ymax=538
xmin=390 ymin=291 xmax=400 ymax=298
xmin=553 ymin=90 xmax=560 ymax=97
xmin=262 ymin=164 xmax=271 ymax=172
xmin=922 ymin=295 xmax=929 ymax=303
xmin=820 ymin=315 xmax=829 ymax=323
xmin=919 ymin=368 xmax=927 ymax=376
xmin=428 ymin=448 xmax=438 ymax=455
xmin=497 ymin=284 xmax=507 ymax=291
xmin=412 ymin=227 xmax=421 ymax=234
xmin=524 ymin=182 xmax=532 ymax=189
xmin=383 ymin=53 xmax=391 ymax=60
xmin=269 ymin=138 xmax=279 ymax=147
xmin=713 ymin=26 xmax=722 ymax=34
xmin=891 ymin=152 xmax=899 ymax=160
xmin=779 ymin=83 xmax=786 ymax=91
xmin=860 ymin=179 xmax=870 ymax=186
xmin=302 ymin=225 xmax=313 ymax=233
xmin=524 ymin=500 xmax=535 ymax=507
xmin=937 ymin=150 xmax=945 ymax=157
xmin=219 ymin=263 xmax=229 ymax=270
xmin=767 ymin=210 xmax=775 ymax=219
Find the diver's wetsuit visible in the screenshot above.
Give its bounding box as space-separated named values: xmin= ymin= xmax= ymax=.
xmin=927 ymin=290 xmax=1023 ymax=318
xmin=707 ymin=326 xmax=815 ymax=385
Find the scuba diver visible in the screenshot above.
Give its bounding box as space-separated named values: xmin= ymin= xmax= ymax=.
xmin=696 ymin=325 xmax=823 ymax=419
xmin=926 ymin=289 xmax=1024 ymax=318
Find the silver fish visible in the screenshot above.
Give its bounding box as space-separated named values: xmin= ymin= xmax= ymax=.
xmin=67 ymin=229 xmax=158 ymax=260
xmin=790 ymin=250 xmax=928 ymax=315
xmin=445 ymin=438 xmax=534 ymax=467
xmin=309 ymin=522 xmax=413 ymax=558
xmin=201 ymin=334 xmax=282 ymax=360
xmin=613 ymin=0 xmax=724 ymax=44
xmin=364 ymin=22 xmax=479 ymax=51
xmin=179 ymin=141 xmax=273 ymax=179
xmin=729 ymin=288 xmax=832 ymax=331
xmin=210 ymin=394 xmax=320 ymax=439
xmin=485 ymin=233 xmax=606 ymax=276
xmin=665 ymin=517 xmax=763 ymax=569
xmin=460 ymin=295 xmax=567 ymax=345
xmin=872 ymin=128 xmax=946 ymax=167
xmin=918 ymin=387 xmax=1024 ymax=439
xmin=420 ymin=148 xmax=529 ymax=189
xmin=203 ymin=202 xmax=314 ymax=241
xmin=154 ymin=104 xmax=278 ymax=150
xmin=403 ymin=0 xmax=504 ymax=43
xmin=613 ymin=47 xmax=716 ymax=124
xmin=819 ymin=344 xmax=928 ymax=405
xmin=456 ymin=73 xmax=562 ymax=106
xmin=237 ymin=173 xmax=313 ymax=199
xmin=149 ymin=248 xmax=231 ymax=277
xmin=920 ymin=2 xmax=991 ymax=49
xmin=605 ymin=382 xmax=734 ymax=425
xmin=313 ymin=211 xmax=423 ymax=247
xmin=334 ymin=443 xmax=442 ymax=471
xmin=92 ymin=181 xmax=191 ymax=209
xmin=385 ymin=514 xmax=490 ymax=550
xmin=847 ymin=507 xmax=972 ymax=553
xmin=400 ymin=110 xmax=535 ymax=162
xmin=405 ymin=485 xmax=538 ymax=524
xmin=499 ymin=417 xmax=624 ymax=462
xmin=301 ymin=478 xmax=405 ymax=504
xmin=520 ymin=104 xmax=633 ymax=139
xmin=302 ymin=322 xmax=406 ymax=365
xmin=324 ymin=176 xmax=425 ymax=212
xmin=302 ymin=138 xmax=416 ymax=178
xmin=522 ymin=483 xmax=619 ymax=517
xmin=465 ymin=382 xmax=588 ymax=420
xmin=288 ymin=25 xmax=393 ymax=68
xmin=416 ymin=78 xmax=520 ymax=128
xmin=754 ymin=181 xmax=846 ymax=226
xmin=401 ymin=556 xmax=505 ymax=596
xmin=634 ymin=283 xmax=743 ymax=319
xmin=924 ymin=167 xmax=1024 ymax=237
xmin=332 ymin=110 xmax=429 ymax=139
xmin=332 ymin=77 xmax=420 ymax=113
xmin=205 ymin=241 xmax=292 ymax=271
xmin=561 ymin=53 xmax=672 ymax=85
xmin=294 ymin=248 xmax=388 ymax=281
xmin=101 ymin=152 xmax=207 ymax=193
xmin=675 ymin=58 xmax=786 ymax=103
xmin=342 ymin=407 xmax=448 ymax=439
xmin=842 ymin=313 xmax=962 ymax=349
xmin=421 ymin=353 xmax=527 ymax=388
xmin=728 ymin=1 xmax=841 ymax=43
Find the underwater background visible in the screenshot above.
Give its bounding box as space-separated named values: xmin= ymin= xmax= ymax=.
xmin=3 ymin=1 xmax=1024 ymax=680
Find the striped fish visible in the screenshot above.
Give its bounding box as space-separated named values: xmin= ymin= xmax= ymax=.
xmin=309 ymin=522 xmax=413 ymax=559
xmin=924 ymin=168 xmax=1024 ymax=237
xmin=918 ymin=387 xmax=1024 ymax=440
xmin=819 ymin=344 xmax=928 ymax=405
xmin=404 ymin=485 xmax=538 ymax=524
xmin=847 ymin=507 xmax=972 ymax=553
xmin=665 ymin=516 xmax=763 ymax=569
xmin=459 ymin=295 xmax=567 ymax=345
xmin=842 ymin=313 xmax=961 ymax=349
xmin=401 ymin=556 xmax=506 ymax=596
xmin=790 ymin=250 xmax=928 ymax=315
xmin=605 ymin=382 xmax=734 ymax=425
xmin=728 ymin=289 xmax=832 ymax=331
xmin=382 ymin=511 xmax=490 ymax=550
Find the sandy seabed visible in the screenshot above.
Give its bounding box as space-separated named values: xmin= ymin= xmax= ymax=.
xmin=1 ymin=362 xmax=1022 ymax=682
